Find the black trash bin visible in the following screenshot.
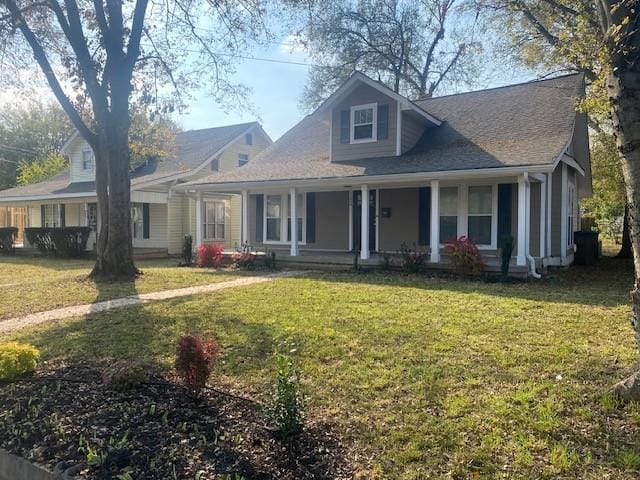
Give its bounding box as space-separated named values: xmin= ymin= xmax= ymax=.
xmin=574 ymin=231 xmax=599 ymax=265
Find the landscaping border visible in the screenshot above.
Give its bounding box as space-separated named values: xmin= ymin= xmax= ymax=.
xmin=0 ymin=448 xmax=57 ymax=480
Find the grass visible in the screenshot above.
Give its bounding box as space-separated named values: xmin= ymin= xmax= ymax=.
xmin=0 ymin=256 xmax=241 ymax=319
xmin=2 ymin=256 xmax=640 ymax=478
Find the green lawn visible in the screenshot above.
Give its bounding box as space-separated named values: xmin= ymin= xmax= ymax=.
xmin=0 ymin=256 xmax=240 ymax=319
xmin=3 ymin=257 xmax=640 ymax=479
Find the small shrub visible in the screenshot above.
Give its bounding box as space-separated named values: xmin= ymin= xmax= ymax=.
xmin=263 ymin=249 xmax=277 ymax=270
xmin=196 ymin=243 xmax=224 ymax=268
xmin=444 ymin=236 xmax=486 ymax=275
xmin=0 ymin=342 xmax=40 ymax=381
xmin=101 ymin=360 xmax=149 ymax=391
xmin=24 ymin=227 xmax=90 ymax=257
xmin=264 ymin=351 xmax=305 ymax=438
xmin=175 ymin=334 xmax=218 ymax=396
xmin=399 ymin=243 xmax=427 ymax=274
xmin=500 ymin=235 xmax=514 ymax=277
xmin=0 ymin=227 xmax=17 ymax=254
xmin=182 ymin=235 xmax=193 ymax=266
xmin=232 ymin=246 xmax=257 ymax=270
xmin=379 ymin=251 xmax=392 ymax=271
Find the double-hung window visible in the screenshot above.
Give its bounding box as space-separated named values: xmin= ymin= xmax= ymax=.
xmin=43 ymin=204 xmax=60 ymax=227
xmin=204 ymin=201 xmax=225 ymax=240
xmin=238 ymin=153 xmax=249 ymax=167
xmin=439 ymin=187 xmax=458 ymax=242
xmin=467 ymin=186 xmax=493 ymax=245
xmin=266 ymin=195 xmax=282 ymax=241
xmin=131 ymin=203 xmax=143 ymax=240
xmin=350 ymin=103 xmax=377 ymax=143
xmin=82 ymin=150 xmax=94 ymax=171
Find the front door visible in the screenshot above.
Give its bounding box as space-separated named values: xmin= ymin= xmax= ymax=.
xmin=352 ymin=190 xmax=376 ymax=252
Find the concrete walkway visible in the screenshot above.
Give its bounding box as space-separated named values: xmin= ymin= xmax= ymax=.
xmin=0 ymin=271 xmax=303 ymax=334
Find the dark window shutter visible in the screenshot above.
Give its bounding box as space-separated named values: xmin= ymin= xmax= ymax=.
xmin=340 ymin=110 xmax=350 ymax=144
xmin=378 ymin=104 xmax=389 ymax=140
xmin=60 ymin=204 xmax=66 ymax=227
xmin=143 ymin=203 xmax=150 ymax=239
xmin=41 ymin=205 xmax=45 ymax=227
xmin=418 ymin=187 xmax=430 ymax=246
xmin=497 ymin=184 xmax=512 ymax=248
xmin=255 ymin=194 xmax=264 ymax=242
xmin=306 ymin=192 xmax=316 ymax=244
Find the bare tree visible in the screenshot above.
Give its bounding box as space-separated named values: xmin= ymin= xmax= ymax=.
xmin=0 ymin=0 xmax=268 ymax=279
xmin=289 ymin=0 xmax=484 ymax=109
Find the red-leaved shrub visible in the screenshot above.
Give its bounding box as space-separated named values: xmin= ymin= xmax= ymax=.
xmin=232 ymin=250 xmax=257 ymax=270
xmin=443 ymin=236 xmax=486 ymax=275
xmin=196 ymin=243 xmax=224 ymax=268
xmin=175 ymin=334 xmax=218 ymax=395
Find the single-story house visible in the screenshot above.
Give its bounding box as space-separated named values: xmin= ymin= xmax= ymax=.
xmin=0 ymin=122 xmax=272 ymax=254
xmin=178 ymin=72 xmax=592 ymax=276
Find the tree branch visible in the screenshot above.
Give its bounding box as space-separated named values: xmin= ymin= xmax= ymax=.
xmin=126 ymin=0 xmax=149 ymax=70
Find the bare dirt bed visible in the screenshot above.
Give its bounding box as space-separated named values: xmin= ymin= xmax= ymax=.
xmin=0 ymin=360 xmax=352 ymax=479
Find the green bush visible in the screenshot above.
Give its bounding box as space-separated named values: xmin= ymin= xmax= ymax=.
xmin=264 ymin=351 xmax=305 ymax=438
xmin=0 ymin=227 xmax=17 ymax=254
xmin=399 ymin=243 xmax=427 ymax=273
xmin=25 ymin=227 xmax=90 ymax=257
xmin=0 ymin=342 xmax=40 ymax=381
xmin=182 ymin=235 xmax=193 ymax=266
xmin=263 ymin=249 xmax=277 ymax=270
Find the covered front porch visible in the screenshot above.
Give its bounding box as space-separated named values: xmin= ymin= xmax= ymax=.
xmin=190 ymin=168 xmax=569 ymax=276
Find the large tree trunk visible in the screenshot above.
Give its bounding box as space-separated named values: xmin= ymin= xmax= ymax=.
xmin=618 ymin=204 xmax=633 ymax=259
xmin=609 ymin=69 xmax=640 ymax=400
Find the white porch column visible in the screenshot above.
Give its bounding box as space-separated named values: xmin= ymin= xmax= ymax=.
xmin=360 ymin=184 xmax=370 ymax=260
xmin=539 ymin=177 xmax=546 ymax=259
xmin=195 ymin=193 xmax=203 ymax=246
xmin=430 ymin=180 xmax=440 ymax=263
xmin=290 ymin=187 xmax=299 ymax=256
xmin=517 ymin=174 xmax=528 ymax=266
xmin=241 ymin=190 xmax=249 ymax=247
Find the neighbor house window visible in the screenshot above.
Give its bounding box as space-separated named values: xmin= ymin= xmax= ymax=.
xmin=439 ymin=187 xmax=458 ymax=242
xmin=245 ymin=132 xmax=253 ymax=145
xmin=204 ymin=201 xmax=225 ymax=240
xmin=467 ymin=186 xmax=493 ymax=245
xmin=43 ymin=204 xmax=60 ymax=227
xmin=131 ymin=203 xmax=143 ymax=240
xmin=350 ymin=103 xmax=377 ymax=143
xmin=238 ymin=153 xmax=249 ymax=167
xmin=287 ymin=193 xmax=304 ymax=243
xmin=567 ymin=182 xmax=575 ymax=246
xmin=86 ymin=203 xmax=97 ymax=231
xmin=266 ymin=195 xmax=282 ymax=241
xmin=82 ymin=150 xmax=94 ymax=171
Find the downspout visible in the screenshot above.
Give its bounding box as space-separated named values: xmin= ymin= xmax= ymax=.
xmin=524 ymin=175 xmax=541 ymax=279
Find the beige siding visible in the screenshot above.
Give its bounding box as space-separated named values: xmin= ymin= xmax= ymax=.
xmin=401 ymin=113 xmax=425 ymax=154
xmin=167 ymin=193 xmax=187 ymax=255
xmin=64 ymin=203 xmax=82 ymax=227
xmin=67 ymin=136 xmax=95 ymax=183
xmin=229 ymin=195 xmax=242 ymax=248
xmin=379 ymin=188 xmax=420 ymax=251
xmin=133 ymin=203 xmax=167 ymax=249
xmin=187 ymin=196 xmax=240 ymax=249
xmin=331 ymin=84 xmax=398 ymax=162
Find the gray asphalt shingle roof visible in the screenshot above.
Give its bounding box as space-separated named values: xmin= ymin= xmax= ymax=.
xmin=183 ymin=73 xmax=584 ymax=187
xmin=0 ymin=122 xmax=257 ymax=199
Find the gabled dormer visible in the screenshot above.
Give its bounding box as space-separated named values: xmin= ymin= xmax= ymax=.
xmin=60 ymin=131 xmax=95 ymax=184
xmin=317 ymin=72 xmax=442 ymax=162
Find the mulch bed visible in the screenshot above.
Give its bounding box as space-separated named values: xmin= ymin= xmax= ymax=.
xmin=0 ymin=360 xmax=353 ymax=479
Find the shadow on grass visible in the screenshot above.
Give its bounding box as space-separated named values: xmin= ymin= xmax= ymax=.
xmin=308 ymin=256 xmax=634 ymax=309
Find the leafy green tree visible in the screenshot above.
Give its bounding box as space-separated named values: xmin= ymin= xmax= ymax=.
xmin=16 ymin=154 xmax=67 ymax=186
xmin=291 ymin=0 xmax=484 ymax=110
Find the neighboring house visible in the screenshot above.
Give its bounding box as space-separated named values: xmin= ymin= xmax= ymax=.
xmin=0 ymin=122 xmax=272 ymax=254
xmin=179 ymin=72 xmax=592 ymax=275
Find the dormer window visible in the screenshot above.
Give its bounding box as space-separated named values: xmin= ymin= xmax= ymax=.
xmin=82 ymin=150 xmax=94 ymax=171
xmin=350 ymin=103 xmax=377 ymax=143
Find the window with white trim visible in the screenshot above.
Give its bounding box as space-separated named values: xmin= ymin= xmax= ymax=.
xmin=439 ymin=187 xmax=458 ymax=242
xmin=238 ymin=153 xmax=249 ymax=167
xmin=131 ymin=203 xmax=144 ymax=240
xmin=43 ymin=204 xmax=60 ymax=227
xmin=350 ymin=103 xmax=377 ymax=143
xmin=82 ymin=150 xmax=94 ymax=171
xmin=467 ymin=186 xmax=492 ymax=245
xmin=287 ymin=193 xmax=304 ymax=243
xmin=266 ymin=195 xmax=282 ymax=241
xmin=567 ymin=182 xmax=575 ymax=246
xmin=204 ymin=201 xmax=225 ymax=240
